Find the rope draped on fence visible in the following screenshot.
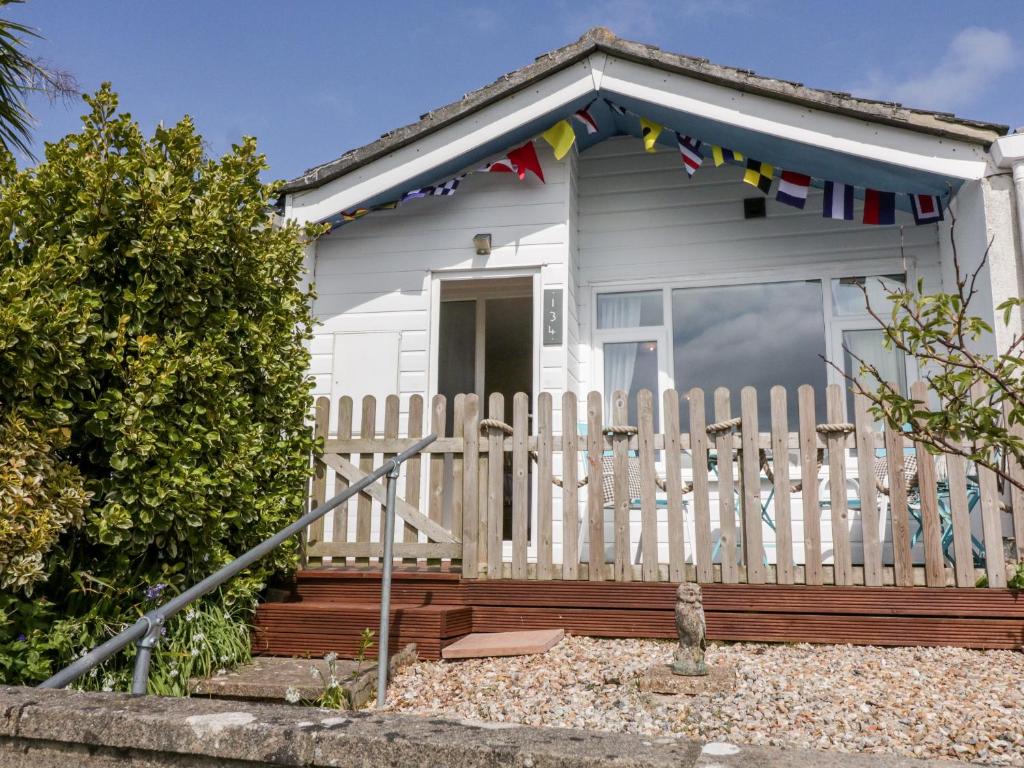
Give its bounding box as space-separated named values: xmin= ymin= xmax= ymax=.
xmin=479 ymin=417 xmax=857 ymax=495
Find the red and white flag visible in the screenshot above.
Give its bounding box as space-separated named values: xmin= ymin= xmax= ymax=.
xmin=478 ymin=157 xmax=516 ymax=173
xmin=573 ymin=103 xmax=599 ymax=135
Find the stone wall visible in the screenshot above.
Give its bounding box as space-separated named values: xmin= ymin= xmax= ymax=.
xmin=0 ymin=686 xmax=956 ymax=767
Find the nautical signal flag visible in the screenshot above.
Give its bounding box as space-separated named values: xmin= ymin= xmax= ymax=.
xmin=909 ymin=193 xmax=944 ymax=225
xmin=574 ymin=103 xmax=599 ymax=134
xmin=743 ymin=160 xmax=774 ymax=195
xmin=775 ymin=171 xmax=811 ymax=209
xmin=542 ymin=119 xmax=576 ymax=160
xmin=711 ymin=146 xmax=743 ymax=166
xmin=823 ymin=181 xmax=855 ymax=221
xmin=506 ymin=141 xmax=545 ymax=183
xmin=863 ymin=189 xmax=896 ymax=225
xmin=400 ymin=175 xmax=464 ymax=203
xmin=605 ymin=98 xmax=629 ymax=116
xmin=676 ymin=134 xmax=703 ymax=177
xmin=480 ymin=157 xmax=516 ymax=173
xmin=640 ymin=118 xmax=663 ymax=152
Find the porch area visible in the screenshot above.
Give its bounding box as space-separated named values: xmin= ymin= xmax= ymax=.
xmin=254 ymin=385 xmax=1024 ymax=659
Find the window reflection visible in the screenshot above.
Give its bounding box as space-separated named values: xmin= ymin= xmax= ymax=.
xmin=604 ymin=340 xmax=660 ymax=427
xmin=671 ymin=282 xmax=828 ymax=429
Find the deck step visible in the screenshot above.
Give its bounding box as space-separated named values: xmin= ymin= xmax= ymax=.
xmin=253 ymin=601 xmax=470 ymax=660
xmin=442 ymin=629 xmax=565 ymax=660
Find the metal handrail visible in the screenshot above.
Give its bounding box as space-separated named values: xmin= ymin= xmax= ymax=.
xmin=39 ymin=433 xmax=438 ymax=702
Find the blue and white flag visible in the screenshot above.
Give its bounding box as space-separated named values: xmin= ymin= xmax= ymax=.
xmin=400 ymin=174 xmax=465 ymax=203
xmin=823 ymin=181 xmax=855 ymax=220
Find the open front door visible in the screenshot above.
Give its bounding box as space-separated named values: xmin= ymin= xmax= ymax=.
xmin=437 ymin=276 xmax=534 ymax=540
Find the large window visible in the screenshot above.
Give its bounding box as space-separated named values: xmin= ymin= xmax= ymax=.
xmin=593 ymin=275 xmax=911 ymax=430
xmin=672 ymin=281 xmax=828 ymax=429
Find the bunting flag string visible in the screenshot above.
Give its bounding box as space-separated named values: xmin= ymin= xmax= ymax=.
xmin=322 ymin=95 xmax=946 ymax=232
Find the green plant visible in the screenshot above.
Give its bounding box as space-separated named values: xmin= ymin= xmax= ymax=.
xmin=1008 ymin=562 xmax=1024 ymax=591
xmin=309 ymin=652 xmax=349 ymax=709
xmin=0 ymin=85 xmax=321 ymax=687
xmin=0 ymin=412 xmax=89 ymax=594
xmin=356 ymin=628 xmax=376 ymax=671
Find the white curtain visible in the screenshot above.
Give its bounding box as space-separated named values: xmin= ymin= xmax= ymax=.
xmin=598 ymin=293 xmax=646 ymax=407
xmin=597 ymin=292 xmax=644 ymax=329
xmin=605 ymin=342 xmax=640 ymax=401
xmin=843 ymin=330 xmax=906 ymax=393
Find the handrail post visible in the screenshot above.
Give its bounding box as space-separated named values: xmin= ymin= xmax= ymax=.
xmin=131 ymin=616 xmax=163 ymax=695
xmin=376 ymin=458 xmax=401 ymax=709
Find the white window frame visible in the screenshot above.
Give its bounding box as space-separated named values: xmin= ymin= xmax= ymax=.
xmin=591 ymin=290 xmax=672 ymax=427
xmin=824 ymin=275 xmax=918 ymax=419
xmin=588 ymin=266 xmax=918 ymax=421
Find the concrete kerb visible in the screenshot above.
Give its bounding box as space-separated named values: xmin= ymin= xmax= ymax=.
xmin=0 ymin=686 xmax=976 ymax=768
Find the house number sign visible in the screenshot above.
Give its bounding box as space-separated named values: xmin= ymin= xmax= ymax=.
xmin=543 ymin=288 xmax=563 ymax=346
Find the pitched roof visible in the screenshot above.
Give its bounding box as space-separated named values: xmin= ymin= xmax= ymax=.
xmin=280 ymin=27 xmax=1008 ymax=195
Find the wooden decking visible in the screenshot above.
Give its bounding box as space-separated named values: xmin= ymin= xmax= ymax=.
xmin=253 ymin=569 xmax=1024 ymax=660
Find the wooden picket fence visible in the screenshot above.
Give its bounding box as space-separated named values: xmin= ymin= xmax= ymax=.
xmin=304 ymin=383 xmax=1024 ymax=588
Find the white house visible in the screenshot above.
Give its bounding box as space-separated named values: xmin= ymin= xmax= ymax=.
xmin=278 ymin=28 xmax=1024 ymax=574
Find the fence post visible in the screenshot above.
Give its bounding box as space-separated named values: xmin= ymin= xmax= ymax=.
xmin=740 ymin=387 xmax=766 ymax=583
xmin=587 ymin=391 xmax=604 ymax=581
xmin=714 ymin=388 xmax=739 ymax=583
xmin=663 ymin=390 xmax=685 ymax=582
xmin=487 ymin=393 xmax=505 ymax=579
xmin=511 ymin=392 xmax=529 ymax=579
xmin=798 ymin=385 xmax=822 ymax=585
xmin=770 ymin=386 xmax=794 ymax=585
xmin=689 ymin=389 xmax=713 ymax=583
xmin=611 ymin=390 xmax=631 ymax=582
xmin=462 ymin=394 xmax=480 ymax=578
xmin=333 ymin=396 xmax=354 ymax=567
xmin=537 ymin=392 xmax=554 ymax=580
xmin=562 ymin=392 xmax=580 ymax=580
xmin=307 ymin=397 xmax=331 ymax=565
xmin=853 ymin=393 xmax=881 ymax=587
xmin=825 ymin=384 xmax=852 ymax=585
xmin=637 ymin=389 xmax=659 ymax=582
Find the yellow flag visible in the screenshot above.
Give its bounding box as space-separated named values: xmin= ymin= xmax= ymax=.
xmin=542 ymin=120 xmax=576 ymax=160
xmin=640 ymin=118 xmax=663 ymax=152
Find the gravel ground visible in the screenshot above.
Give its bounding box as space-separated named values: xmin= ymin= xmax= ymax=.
xmin=384 ymin=637 xmax=1024 ymax=765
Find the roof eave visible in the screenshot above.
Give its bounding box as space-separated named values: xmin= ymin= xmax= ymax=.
xmin=279 ymin=30 xmax=1008 ymax=197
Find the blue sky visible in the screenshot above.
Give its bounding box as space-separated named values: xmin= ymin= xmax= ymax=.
xmin=11 ymin=1 xmax=1024 ymax=182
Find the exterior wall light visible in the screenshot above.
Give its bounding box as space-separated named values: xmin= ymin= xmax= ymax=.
xmin=473 ymin=233 xmax=491 ymax=255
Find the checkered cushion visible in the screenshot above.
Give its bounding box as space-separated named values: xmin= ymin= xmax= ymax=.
xmin=873 ymin=454 xmax=919 ymax=488
xmin=599 ymin=455 xmax=643 ymax=506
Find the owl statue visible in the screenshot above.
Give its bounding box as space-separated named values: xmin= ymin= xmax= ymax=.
xmin=672 ymin=583 xmax=708 ymax=676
